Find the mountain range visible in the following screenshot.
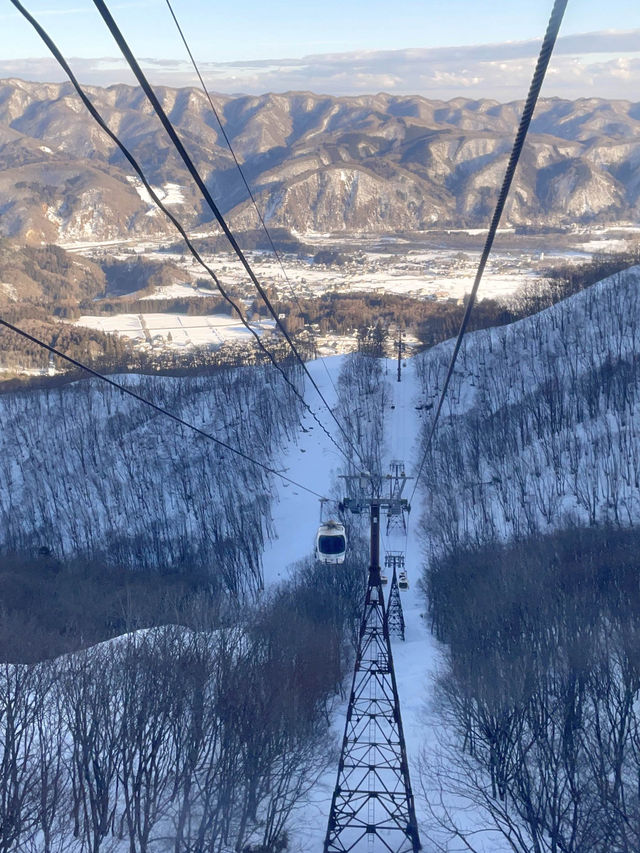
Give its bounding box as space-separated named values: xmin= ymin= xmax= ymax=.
xmin=2 ymin=78 xmax=640 ymax=242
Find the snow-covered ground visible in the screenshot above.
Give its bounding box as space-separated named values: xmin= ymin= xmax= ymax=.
xmin=0 ymin=281 xmax=17 ymax=300
xmin=261 ymin=265 xmax=640 ymax=850
xmin=138 ymin=283 xmax=218 ymax=300
xmin=60 ymin=228 xmax=622 ymax=307
xmin=259 ymin=352 xmax=521 ymax=850
xmin=75 ymin=312 xmax=275 ymax=348
xmin=259 ymin=356 xmax=445 ymax=850
xmin=261 ymin=359 xmax=346 ymax=585
xmin=125 ymin=176 xmax=187 ymax=213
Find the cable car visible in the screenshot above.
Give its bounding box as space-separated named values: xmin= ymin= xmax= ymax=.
xmin=316 ymin=520 xmax=347 ymax=564
xmin=398 ymin=571 xmax=409 ymax=590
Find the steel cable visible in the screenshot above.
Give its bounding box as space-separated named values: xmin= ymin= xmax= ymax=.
xmin=163 ymin=0 xmax=340 ymax=398
xmin=91 ymin=0 xmax=365 ymax=469
xmin=410 ymin=0 xmax=568 ymax=504
xmin=10 ymin=0 xmax=358 ymax=471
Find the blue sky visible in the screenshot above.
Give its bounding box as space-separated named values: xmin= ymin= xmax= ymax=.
xmin=2 ymin=0 xmax=640 ymax=100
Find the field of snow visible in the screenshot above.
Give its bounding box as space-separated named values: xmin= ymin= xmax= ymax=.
xmin=342 ymin=266 xmax=530 ymax=300
xmin=0 ymin=281 xmax=17 ymax=300
xmin=75 ymin=312 xmax=275 ymax=348
xmin=138 ymin=282 xmax=218 ymax=300
xmin=260 ymin=356 xmax=507 ymax=851
xmin=577 ymin=237 xmax=630 ymax=253
xmin=59 ymin=227 xmax=627 ymax=308
xmin=125 ymin=176 xmax=187 ymax=213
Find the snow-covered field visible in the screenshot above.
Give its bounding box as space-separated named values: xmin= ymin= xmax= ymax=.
xmin=75 ymin=312 xmax=275 ymax=348
xmin=60 ymin=227 xmax=624 ymax=307
xmin=0 ymin=281 xmax=17 ymax=300
xmin=138 ymin=282 xmax=218 ymax=300
xmin=125 ymin=176 xmax=187 ymax=214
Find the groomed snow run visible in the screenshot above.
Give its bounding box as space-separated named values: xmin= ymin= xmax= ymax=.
xmin=261 ymin=356 xmax=507 ymax=852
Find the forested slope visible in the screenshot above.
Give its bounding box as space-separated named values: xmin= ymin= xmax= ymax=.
xmin=0 ymin=362 xmax=304 ymax=595
xmin=417 ymin=264 xmax=640 ymax=555
xmin=416 ymin=265 xmax=640 ymax=852
xmin=0 ymin=354 xmax=380 ymax=853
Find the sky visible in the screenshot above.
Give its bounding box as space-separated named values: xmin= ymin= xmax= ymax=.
xmin=2 ymin=0 xmax=640 ymax=101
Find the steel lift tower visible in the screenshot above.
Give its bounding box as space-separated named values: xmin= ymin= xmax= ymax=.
xmin=324 ymin=473 xmax=420 ymax=852
xmin=385 ymin=553 xmax=406 ymax=642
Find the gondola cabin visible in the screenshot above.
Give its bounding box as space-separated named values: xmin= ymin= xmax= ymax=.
xmin=316 ymin=520 xmax=347 ymax=564
xmin=398 ymin=571 xmax=409 ymax=590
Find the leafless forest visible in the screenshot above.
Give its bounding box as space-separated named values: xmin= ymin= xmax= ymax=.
xmin=418 ymin=266 xmax=640 ymax=852
xmin=0 ymin=353 xmax=385 ymax=852
xmin=0 ymin=364 xmax=304 ymax=594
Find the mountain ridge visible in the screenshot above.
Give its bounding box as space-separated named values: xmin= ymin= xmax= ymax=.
xmin=2 ymin=79 xmax=640 ymax=241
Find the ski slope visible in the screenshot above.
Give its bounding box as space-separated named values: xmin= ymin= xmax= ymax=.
xmin=260 ymin=355 xmax=445 ymax=850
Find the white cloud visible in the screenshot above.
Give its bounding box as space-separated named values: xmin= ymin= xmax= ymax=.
xmin=2 ymin=30 xmax=640 ymax=100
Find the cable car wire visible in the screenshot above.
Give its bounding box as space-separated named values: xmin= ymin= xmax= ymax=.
xmin=0 ymin=314 xmax=334 ymax=502
xmin=90 ymin=0 xmax=365 ymax=469
xmin=10 ymin=0 xmax=359 ymax=472
xmin=163 ymin=0 xmax=340 ymax=398
xmin=409 ymin=0 xmax=568 ymax=504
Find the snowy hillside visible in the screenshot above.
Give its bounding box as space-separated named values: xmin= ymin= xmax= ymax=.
xmin=415 ymin=263 xmax=640 ymax=556
xmin=414 ymin=265 xmax=640 ymax=852
xmin=0 ymin=363 xmax=304 ymax=595
xmin=5 ymin=260 xmax=640 ymax=852
xmin=0 ymin=351 xmax=442 ymax=853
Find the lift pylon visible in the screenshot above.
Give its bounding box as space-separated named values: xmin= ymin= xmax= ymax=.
xmin=385 ymin=553 xmax=406 ymax=642
xmin=386 ymin=461 xmax=409 ymax=535
xmin=397 ymin=330 xmax=404 ymax=383
xmin=325 ymin=479 xmax=420 ymax=852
